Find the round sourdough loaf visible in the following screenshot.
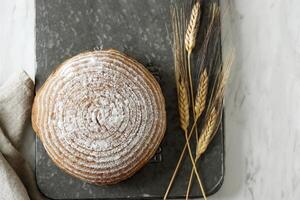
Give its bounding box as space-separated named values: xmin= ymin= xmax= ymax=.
xmin=32 ymin=49 xmax=166 ymax=185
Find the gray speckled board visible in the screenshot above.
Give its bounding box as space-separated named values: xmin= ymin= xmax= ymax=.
xmin=35 ymin=0 xmax=224 ymax=199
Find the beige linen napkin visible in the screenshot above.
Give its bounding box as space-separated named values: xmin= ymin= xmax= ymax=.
xmin=0 ymin=71 xmax=42 ymax=200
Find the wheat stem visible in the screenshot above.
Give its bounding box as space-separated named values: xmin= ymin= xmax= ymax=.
xmin=163 ymin=142 xmax=187 ymax=200
xmin=186 ymin=167 xmax=194 ymax=199
xmin=163 ymin=113 xmax=210 ymax=200
xmin=167 ymin=6 xmax=191 ymax=199
xmin=185 ymin=69 xmax=209 ymax=200
xmin=185 ymin=1 xmax=201 ymax=140
xmin=163 ymin=122 xmax=197 ymax=200
xmin=187 ymin=52 xmax=208 ymax=200
xmin=184 ymin=2 xmax=206 ymax=198
xmin=185 ymin=4 xmax=221 ymax=199
xmin=187 ymin=52 xmax=198 ymax=140
xmin=185 ymin=71 xmax=208 ymax=200
xmin=184 ymin=128 xmax=207 ymax=200
xmin=185 ymin=6 xmax=218 ymax=197
xmin=185 ymin=107 xmax=218 ymax=200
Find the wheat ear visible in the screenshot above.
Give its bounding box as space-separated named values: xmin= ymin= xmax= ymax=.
xmin=195 ymin=69 xmax=208 ymax=119
xmin=185 ymin=3 xmax=207 ymax=199
xmin=164 ymin=6 xmax=189 ymax=199
xmin=196 ymin=107 xmax=218 ymax=160
xmin=185 ymin=1 xmax=201 ymax=141
xmin=178 ymin=79 xmax=190 ymax=131
xmin=169 ymin=2 xmax=206 ymax=198
xmin=184 ymin=2 xmax=209 ymax=200
xmin=215 ymin=51 xmax=234 ymax=101
xmin=185 ymin=4 xmax=219 ymax=199
xmin=196 ymin=51 xmax=234 ymax=160
xmin=185 ymin=1 xmax=201 ymax=53
xmin=185 ymin=1 xmax=201 ymax=103
xmin=182 ymin=2 xmax=207 ymax=196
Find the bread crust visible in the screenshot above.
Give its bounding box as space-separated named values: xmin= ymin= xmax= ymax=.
xmin=32 ymin=49 xmax=166 ymax=185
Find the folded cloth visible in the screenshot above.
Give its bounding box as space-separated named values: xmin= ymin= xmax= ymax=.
xmin=0 ymin=71 xmax=42 ymax=200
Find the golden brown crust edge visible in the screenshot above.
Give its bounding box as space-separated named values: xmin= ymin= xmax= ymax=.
xmin=31 ymin=49 xmax=167 ymax=185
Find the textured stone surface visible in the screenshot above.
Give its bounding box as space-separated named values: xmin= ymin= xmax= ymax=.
xmin=36 ymin=0 xmax=223 ymax=199
xmin=4 ymin=0 xmax=300 ymax=200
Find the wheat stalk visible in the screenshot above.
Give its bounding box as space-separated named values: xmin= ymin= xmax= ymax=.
xmin=185 ymin=106 xmax=220 ymax=200
xmin=186 ymin=43 xmax=232 ymax=200
xmin=180 ymin=2 xmax=206 ymax=196
xmin=164 ymin=3 xmax=207 ymax=199
xmin=185 ymin=1 xmax=201 ymax=53
xmin=194 ymin=69 xmax=208 ymax=119
xmin=185 ymin=4 xmax=220 ymax=199
xmin=185 ymin=1 xmax=202 ymax=142
xmin=164 ymin=120 xmax=198 ymax=200
xmin=184 ymin=0 xmax=202 ymax=130
xmin=177 ymin=79 xmax=204 ymax=199
xmin=186 ymin=50 xmax=234 ymax=198
xmin=166 ymin=2 xmax=232 ymax=199
xmin=184 ymin=3 xmax=207 ymax=199
xmin=192 ymin=51 xmax=234 ymax=165
xmin=164 ymin=6 xmax=191 ymax=199
xmin=173 ymin=7 xmax=190 ymax=132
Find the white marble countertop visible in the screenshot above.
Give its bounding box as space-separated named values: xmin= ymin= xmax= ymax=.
xmin=1 ymin=0 xmax=300 ymax=199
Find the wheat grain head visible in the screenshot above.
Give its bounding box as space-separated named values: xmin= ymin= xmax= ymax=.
xmin=178 ymin=79 xmax=190 ymax=132
xmin=185 ymin=1 xmax=201 ymax=53
xmin=194 ymin=69 xmax=208 ymax=119
xmin=196 ymin=107 xmax=218 ymax=160
xmin=195 ymin=51 xmax=234 ymax=159
xmin=171 ymin=5 xmax=190 ymax=132
xmin=214 ymin=51 xmax=234 ymax=102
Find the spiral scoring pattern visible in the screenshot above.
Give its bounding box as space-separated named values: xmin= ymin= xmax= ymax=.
xmin=32 ymin=50 xmax=166 ymax=185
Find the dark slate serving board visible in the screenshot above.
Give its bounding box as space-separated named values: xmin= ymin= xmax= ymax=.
xmin=35 ymin=0 xmax=224 ymax=199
